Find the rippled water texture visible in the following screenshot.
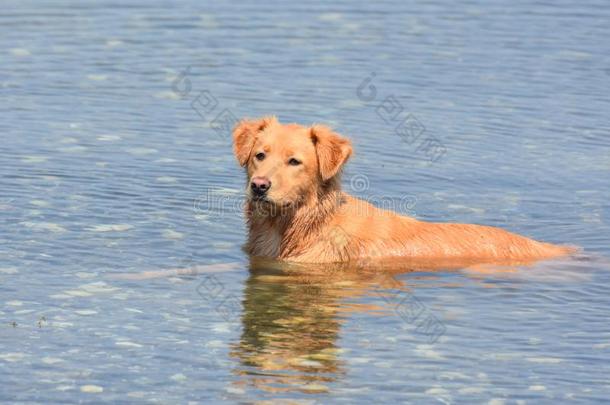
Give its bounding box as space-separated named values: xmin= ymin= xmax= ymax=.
xmin=1 ymin=0 xmax=610 ymax=403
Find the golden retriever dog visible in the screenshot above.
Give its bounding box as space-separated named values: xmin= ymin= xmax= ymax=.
xmin=232 ymin=116 xmax=574 ymax=264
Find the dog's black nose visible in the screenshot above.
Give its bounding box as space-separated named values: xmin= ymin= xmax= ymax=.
xmin=251 ymin=176 xmax=271 ymax=196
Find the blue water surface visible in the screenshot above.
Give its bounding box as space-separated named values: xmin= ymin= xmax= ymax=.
xmin=1 ymin=0 xmax=610 ymax=403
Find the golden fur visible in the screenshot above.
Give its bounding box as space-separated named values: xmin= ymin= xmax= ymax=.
xmin=233 ymin=116 xmax=574 ymax=264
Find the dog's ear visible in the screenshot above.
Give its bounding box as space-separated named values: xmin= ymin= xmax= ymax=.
xmin=232 ymin=116 xmax=276 ymax=166
xmin=310 ymin=125 xmax=353 ymax=181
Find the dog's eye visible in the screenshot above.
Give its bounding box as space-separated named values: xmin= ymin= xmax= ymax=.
xmin=255 ymin=152 xmax=265 ymax=161
xmin=288 ymin=158 xmax=301 ymax=166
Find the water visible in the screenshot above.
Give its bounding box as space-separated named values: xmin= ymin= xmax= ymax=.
xmin=1 ymin=0 xmax=610 ymax=403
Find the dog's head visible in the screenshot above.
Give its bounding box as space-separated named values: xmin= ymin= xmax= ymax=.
xmin=232 ymin=116 xmax=352 ymax=208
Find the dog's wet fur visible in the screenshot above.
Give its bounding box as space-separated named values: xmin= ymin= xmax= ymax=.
xmin=233 ymin=116 xmax=575 ymax=264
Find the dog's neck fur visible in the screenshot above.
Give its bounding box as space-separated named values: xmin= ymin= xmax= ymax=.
xmin=245 ymin=176 xmax=344 ymax=259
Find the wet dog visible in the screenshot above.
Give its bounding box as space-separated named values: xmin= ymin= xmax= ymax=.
xmin=233 ymin=116 xmax=574 ymax=263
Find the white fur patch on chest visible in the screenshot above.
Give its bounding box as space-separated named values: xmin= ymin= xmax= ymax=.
xmin=249 ymin=227 xmax=282 ymax=258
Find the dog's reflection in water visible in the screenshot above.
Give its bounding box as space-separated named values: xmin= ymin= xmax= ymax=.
xmin=229 ymin=254 xmax=580 ymax=394
xmin=229 ymin=257 xmax=437 ymax=394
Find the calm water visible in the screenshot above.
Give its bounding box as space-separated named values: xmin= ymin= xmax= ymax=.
xmin=2 ymin=0 xmax=610 ymax=403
